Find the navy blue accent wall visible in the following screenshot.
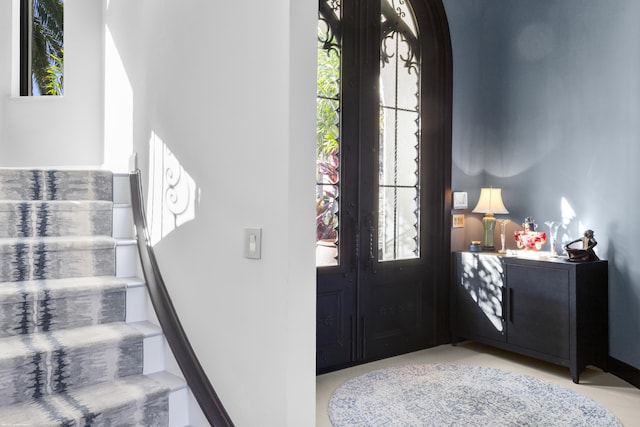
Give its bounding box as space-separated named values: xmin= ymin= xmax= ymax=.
xmin=444 ymin=0 xmax=640 ymax=369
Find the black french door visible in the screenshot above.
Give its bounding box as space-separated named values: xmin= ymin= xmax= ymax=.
xmin=315 ymin=0 xmax=452 ymax=374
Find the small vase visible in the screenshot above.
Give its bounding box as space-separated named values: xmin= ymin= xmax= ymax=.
xmin=497 ymin=219 xmax=511 ymax=253
xmin=545 ymin=221 xmax=561 ymax=257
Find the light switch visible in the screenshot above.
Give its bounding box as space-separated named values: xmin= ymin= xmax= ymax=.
xmin=244 ymin=228 xmax=262 ymax=259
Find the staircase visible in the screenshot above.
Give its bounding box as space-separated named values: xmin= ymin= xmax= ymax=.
xmin=0 ymin=169 xmax=190 ymax=426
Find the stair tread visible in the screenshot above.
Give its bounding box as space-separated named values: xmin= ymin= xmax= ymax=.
xmin=0 ymin=275 xmax=131 ymax=300
xmin=0 ymin=235 xmax=117 ymax=283
xmin=0 ymin=320 xmax=161 ymax=351
xmin=0 ymin=169 xmax=113 ymax=202
xmin=0 ymin=322 xmax=148 ymax=407
xmin=0 ymin=199 xmax=113 ymax=208
xmin=0 ymin=322 xmax=145 ymax=359
xmin=147 ymin=371 xmax=187 ymax=392
xmin=0 ymin=274 xmax=142 ymax=286
xmin=128 ymin=320 xmax=163 ymax=337
xmin=0 ymin=200 xmax=114 ymax=239
xmin=0 ymin=373 xmax=173 ymax=426
xmin=0 ymin=235 xmax=115 ymax=247
xmin=0 ymin=276 xmax=147 ymax=338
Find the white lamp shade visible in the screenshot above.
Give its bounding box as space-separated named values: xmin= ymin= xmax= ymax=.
xmin=472 ymin=188 xmax=509 ymax=215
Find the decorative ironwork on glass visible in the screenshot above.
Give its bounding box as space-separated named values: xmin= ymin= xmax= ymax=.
xmin=378 ymin=0 xmax=421 ymax=262
xmin=316 ymin=0 xmax=342 ymax=267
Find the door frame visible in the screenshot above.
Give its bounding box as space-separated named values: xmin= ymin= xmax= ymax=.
xmin=316 ymin=0 xmax=453 ymax=374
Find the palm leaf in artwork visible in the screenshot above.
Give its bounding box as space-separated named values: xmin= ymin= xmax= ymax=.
xmin=31 ymin=0 xmax=64 ymax=95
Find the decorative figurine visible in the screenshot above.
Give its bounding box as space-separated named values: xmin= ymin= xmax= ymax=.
xmin=564 ymin=229 xmax=599 ymax=262
xmin=514 ymin=216 xmax=547 ymax=251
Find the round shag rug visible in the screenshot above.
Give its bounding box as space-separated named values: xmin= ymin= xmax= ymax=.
xmin=328 ymin=364 xmax=622 ymax=427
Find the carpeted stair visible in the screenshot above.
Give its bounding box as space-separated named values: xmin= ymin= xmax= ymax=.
xmin=0 ymin=169 xmax=187 ymax=426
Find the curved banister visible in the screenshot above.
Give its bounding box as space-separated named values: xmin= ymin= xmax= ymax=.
xmin=129 ymin=170 xmax=234 ymax=427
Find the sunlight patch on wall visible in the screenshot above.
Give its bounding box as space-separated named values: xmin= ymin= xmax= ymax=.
xmin=558 ymin=197 xmax=586 ymax=249
xmin=103 ymin=25 xmax=133 ymax=172
xmin=147 ymin=131 xmax=198 ymax=246
xmin=561 ymin=197 xmax=576 ymax=226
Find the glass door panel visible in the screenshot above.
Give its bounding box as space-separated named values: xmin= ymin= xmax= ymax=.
xmin=316 ymin=6 xmax=342 ymax=267
xmin=378 ymin=1 xmax=421 ymax=262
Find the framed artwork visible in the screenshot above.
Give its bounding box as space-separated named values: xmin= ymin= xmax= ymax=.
xmin=452 ymin=214 xmax=465 ymax=228
xmin=453 ymin=192 xmax=468 ymax=210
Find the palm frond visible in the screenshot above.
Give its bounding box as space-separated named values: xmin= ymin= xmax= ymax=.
xmin=45 ymin=50 xmax=64 ymax=95
xmin=30 ymin=0 xmax=64 ymax=95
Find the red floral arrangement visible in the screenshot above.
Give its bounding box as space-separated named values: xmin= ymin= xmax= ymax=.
xmin=514 ymin=217 xmax=546 ymax=251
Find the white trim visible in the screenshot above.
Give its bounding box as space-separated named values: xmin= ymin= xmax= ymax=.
xmin=10 ymin=0 xmax=20 ymax=97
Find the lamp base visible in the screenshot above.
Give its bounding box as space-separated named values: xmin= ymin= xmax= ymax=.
xmin=481 ymin=214 xmax=497 ymax=250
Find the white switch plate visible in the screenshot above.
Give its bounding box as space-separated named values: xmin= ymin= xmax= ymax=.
xmin=244 ymin=228 xmax=262 ymax=259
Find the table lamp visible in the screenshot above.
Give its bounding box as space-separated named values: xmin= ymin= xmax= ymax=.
xmin=472 ymin=188 xmax=509 ymax=251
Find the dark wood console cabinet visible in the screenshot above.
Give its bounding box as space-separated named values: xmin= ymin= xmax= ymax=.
xmin=453 ymin=252 xmax=608 ymax=383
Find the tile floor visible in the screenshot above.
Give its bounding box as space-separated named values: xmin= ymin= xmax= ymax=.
xmin=316 ymin=342 xmax=640 ymax=426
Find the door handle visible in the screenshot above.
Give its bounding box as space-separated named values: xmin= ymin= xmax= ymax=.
xmin=367 ymin=216 xmax=376 ymax=274
xmin=509 ymin=288 xmax=514 ymax=322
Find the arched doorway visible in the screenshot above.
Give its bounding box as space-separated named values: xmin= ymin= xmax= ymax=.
xmin=316 ymin=0 xmax=452 ymax=373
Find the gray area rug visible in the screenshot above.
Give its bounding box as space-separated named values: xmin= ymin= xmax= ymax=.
xmin=329 ymin=364 xmax=622 ymax=426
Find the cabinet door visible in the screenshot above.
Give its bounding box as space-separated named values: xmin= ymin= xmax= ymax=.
xmin=506 ymin=263 xmax=570 ymax=359
xmin=454 ymin=253 xmax=506 ymax=343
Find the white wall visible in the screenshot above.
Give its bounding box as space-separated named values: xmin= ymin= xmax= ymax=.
xmin=0 ymin=0 xmax=104 ymax=167
xmin=105 ymin=1 xmax=317 ymax=426
xmin=1 ymin=0 xmax=317 ymax=425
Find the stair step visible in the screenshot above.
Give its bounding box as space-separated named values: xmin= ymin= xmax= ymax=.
xmin=113 ymin=203 xmax=134 ymax=239
xmin=0 ymin=373 xmax=175 ymax=426
xmin=0 ymin=200 xmax=113 ymax=238
xmin=0 ymin=276 xmax=131 ymax=338
xmin=112 ymin=172 xmax=132 ymax=205
xmin=0 ymin=322 xmax=149 ymax=406
xmin=149 ymin=371 xmax=191 ymax=427
xmin=0 ymin=169 xmax=112 ymax=201
xmin=0 ymin=169 xmax=191 ymax=423
xmin=116 ymin=239 xmax=139 ymax=278
xmin=0 ymin=235 xmax=115 ymax=282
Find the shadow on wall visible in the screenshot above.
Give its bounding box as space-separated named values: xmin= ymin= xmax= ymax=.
xmin=607 ymin=223 xmax=640 ymax=359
